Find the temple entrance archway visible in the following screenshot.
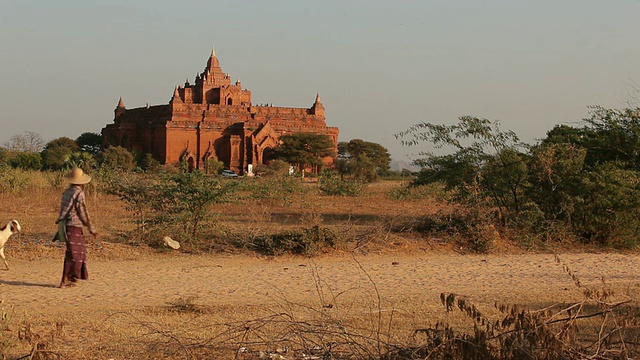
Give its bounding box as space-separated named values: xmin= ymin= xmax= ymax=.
xmin=262 ymin=147 xmax=275 ymax=164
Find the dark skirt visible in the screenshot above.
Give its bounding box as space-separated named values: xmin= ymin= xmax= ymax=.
xmin=62 ymin=225 xmax=88 ymax=281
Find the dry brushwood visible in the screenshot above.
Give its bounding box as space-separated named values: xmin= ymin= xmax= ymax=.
xmin=383 ymin=255 xmax=640 ymax=360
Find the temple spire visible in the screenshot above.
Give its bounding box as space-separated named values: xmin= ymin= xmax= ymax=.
xmin=116 ymin=97 xmax=125 ymax=108
xmin=206 ymin=46 xmax=221 ymax=70
xmin=171 ymin=87 xmax=182 ymax=103
xmin=311 ymin=93 xmax=324 ymax=117
xmin=114 ymin=97 xmax=126 ymax=118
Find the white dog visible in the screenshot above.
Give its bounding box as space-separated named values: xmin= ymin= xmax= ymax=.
xmin=0 ymin=220 xmax=21 ymax=270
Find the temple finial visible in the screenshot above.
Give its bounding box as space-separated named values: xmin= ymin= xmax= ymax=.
xmin=315 ymin=93 xmax=321 ymax=103
xmin=211 ymin=47 xmax=216 ymax=58
xmin=117 ymin=97 xmax=125 ymax=108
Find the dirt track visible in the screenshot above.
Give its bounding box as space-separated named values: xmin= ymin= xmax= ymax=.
xmin=1 ymin=251 xmax=638 ymax=318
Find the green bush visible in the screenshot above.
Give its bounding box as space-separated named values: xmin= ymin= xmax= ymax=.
xmin=249 ymin=173 xmax=307 ymax=206
xmin=105 ymin=168 xmax=238 ymax=245
xmin=252 ymin=225 xmax=336 ymax=256
xmin=571 ymin=164 xmax=640 ymax=246
xmin=386 ymin=182 xmax=445 ymax=201
xmin=318 ymin=169 xmax=366 ymax=196
xmin=99 ymin=146 xmax=136 ymax=171
xmin=9 ymin=152 xmax=41 ymax=170
xmin=409 ymin=208 xmax=498 ymax=253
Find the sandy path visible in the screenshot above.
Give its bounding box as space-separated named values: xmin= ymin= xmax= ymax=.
xmin=0 ymin=252 xmax=638 ymax=318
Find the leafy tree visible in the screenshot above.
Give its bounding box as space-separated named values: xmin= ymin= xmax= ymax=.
xmin=75 ymin=132 xmax=103 ymax=155
xmin=318 ymin=169 xmax=366 ymax=196
xmin=107 ymin=169 xmax=238 ymax=243
xmin=99 ymin=146 xmax=136 ymax=171
xmin=345 ymin=139 xmax=391 ymax=174
xmin=3 ymin=131 xmax=45 ymax=153
xmin=139 ymin=153 xmax=162 ymax=172
xmin=205 ymin=157 xmax=224 ymax=175
xmin=581 ymin=106 xmax=640 ymax=168
xmin=397 ymin=116 xmax=529 ymax=217
xmin=41 ymin=137 xmax=79 ymax=170
xmin=571 ymin=164 xmax=640 ymax=244
xmin=272 ymin=133 xmax=335 ymax=173
xmin=528 ymin=143 xmax=586 ymax=220
xmin=336 ymin=139 xmax=391 ymax=182
xmin=400 ymin=109 xmax=640 ymax=246
xmin=154 ymin=170 xmax=238 ymax=238
xmin=542 ymin=107 xmax=640 ymax=169
xmin=10 ymin=152 xmax=42 ymax=170
xmin=66 ymin=151 xmax=97 ymax=170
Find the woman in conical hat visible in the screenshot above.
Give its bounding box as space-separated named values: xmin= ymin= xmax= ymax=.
xmin=56 ymin=168 xmax=98 ymax=288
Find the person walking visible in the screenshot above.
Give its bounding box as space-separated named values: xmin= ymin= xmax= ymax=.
xmin=56 ymin=167 xmax=97 ymax=288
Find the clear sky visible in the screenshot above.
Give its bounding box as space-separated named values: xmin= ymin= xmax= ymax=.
xmin=2 ymin=1 xmax=640 ymax=162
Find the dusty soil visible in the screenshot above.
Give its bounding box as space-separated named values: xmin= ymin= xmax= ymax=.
xmin=0 ymin=248 xmax=638 ymax=358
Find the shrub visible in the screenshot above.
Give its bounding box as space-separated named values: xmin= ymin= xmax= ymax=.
xmin=0 ymin=167 xmax=31 ymax=194
xmin=105 ymin=168 xmax=238 ymax=246
xmin=254 ymin=159 xmax=291 ymax=176
xmin=409 ymin=207 xmax=499 ymax=253
xmin=153 ymin=170 xmax=238 ymax=240
xmin=9 ymin=152 xmax=41 ymax=170
xmin=98 ymin=146 xmax=136 ymax=171
xmin=318 ymin=169 xmax=366 ymax=196
xmin=138 ymin=153 xmax=161 ymax=172
xmin=65 ymin=151 xmax=96 ymax=170
xmin=252 ymin=225 xmax=336 ymax=256
xmin=571 ymin=164 xmax=640 ymax=246
xmin=250 ymin=173 xmax=307 ymax=206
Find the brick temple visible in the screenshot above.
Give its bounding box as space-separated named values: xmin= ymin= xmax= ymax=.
xmin=101 ymin=48 xmax=339 ymax=174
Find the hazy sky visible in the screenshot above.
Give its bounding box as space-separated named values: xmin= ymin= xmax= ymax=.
xmin=2 ymin=1 xmax=640 ymax=162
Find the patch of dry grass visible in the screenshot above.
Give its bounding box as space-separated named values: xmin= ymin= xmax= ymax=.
xmin=1 ymin=172 xmax=638 ymax=359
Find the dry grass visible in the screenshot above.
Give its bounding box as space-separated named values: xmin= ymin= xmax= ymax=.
xmin=0 ymin=173 xmax=638 ymax=359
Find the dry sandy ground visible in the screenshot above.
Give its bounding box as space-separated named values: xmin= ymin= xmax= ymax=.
xmin=1 ymin=251 xmax=637 ymax=315
xmin=0 ymin=249 xmax=638 ymax=358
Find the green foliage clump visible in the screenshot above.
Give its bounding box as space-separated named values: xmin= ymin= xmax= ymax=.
xmin=154 ymin=170 xmax=238 ymax=239
xmin=254 ymin=159 xmax=292 ymax=177
xmin=249 ymin=173 xmax=307 ymax=207
xmin=205 ymin=157 xmax=224 ymax=175
xmin=41 ymin=137 xmax=79 ymax=170
xmin=318 ymin=169 xmax=366 ymax=196
xmin=398 ymin=109 xmax=640 ymax=248
xmin=336 ymin=139 xmax=391 ymax=182
xmin=571 ymin=164 xmax=640 ymax=245
xmin=252 ymin=225 xmax=336 ymax=256
xmin=75 ymin=132 xmax=103 ymax=154
xmin=99 ymin=146 xmax=136 ymax=171
xmin=410 ymin=208 xmax=499 ymax=253
xmin=138 ymin=153 xmax=161 ymax=172
xmin=66 ymin=151 xmax=96 ymax=170
xmin=271 ymin=133 xmax=335 ymax=173
xmin=9 ymin=152 xmax=42 ymax=170
xmin=105 ymin=168 xmax=238 ymax=246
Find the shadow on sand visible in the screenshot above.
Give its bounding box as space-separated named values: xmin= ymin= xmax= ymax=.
xmin=0 ymin=280 xmax=57 ymax=288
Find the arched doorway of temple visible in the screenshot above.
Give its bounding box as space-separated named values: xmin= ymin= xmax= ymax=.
xmin=262 ymin=147 xmax=275 ymax=164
